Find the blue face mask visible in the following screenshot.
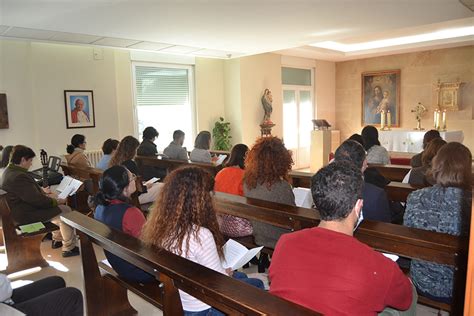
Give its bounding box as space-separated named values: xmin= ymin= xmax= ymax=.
xmin=354 ymin=209 xmax=364 ymax=232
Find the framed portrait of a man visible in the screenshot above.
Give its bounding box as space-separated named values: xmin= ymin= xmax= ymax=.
xmin=64 ymin=90 xmax=95 ymax=129
xmin=361 ymin=70 xmax=400 ymax=127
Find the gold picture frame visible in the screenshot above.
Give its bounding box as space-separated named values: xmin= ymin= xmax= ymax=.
xmin=435 ymin=80 xmax=462 ymax=111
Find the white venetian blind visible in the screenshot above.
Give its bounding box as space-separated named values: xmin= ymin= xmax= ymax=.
xmin=135 ymin=66 xmax=189 ymax=107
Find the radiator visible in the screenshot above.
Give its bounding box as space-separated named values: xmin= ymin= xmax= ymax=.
xmin=84 ymin=150 xmax=103 ymax=167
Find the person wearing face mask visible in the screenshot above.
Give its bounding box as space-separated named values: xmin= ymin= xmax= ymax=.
xmin=334 ymin=140 xmax=391 ymax=223
xmin=269 ymin=161 xmax=416 ymax=315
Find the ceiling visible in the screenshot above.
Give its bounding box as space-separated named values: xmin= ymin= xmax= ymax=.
xmin=0 ymin=0 xmax=473 ymax=60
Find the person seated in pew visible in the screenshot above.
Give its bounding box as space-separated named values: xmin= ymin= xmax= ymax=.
xmin=410 ymin=129 xmax=441 ymax=168
xmin=163 ymin=129 xmax=189 ymax=161
xmin=65 ymin=134 xmax=91 ymax=168
xmin=405 ymin=138 xmax=446 ymax=186
xmin=137 ymin=126 xmax=159 ymax=156
xmin=137 ymin=126 xmax=167 ymax=180
xmin=349 ymin=134 xmax=390 ymax=188
xmin=269 ymin=161 xmax=416 ymax=315
xmin=404 ymin=142 xmax=471 ymax=304
xmin=96 ymin=138 xmax=119 ymax=170
xmin=243 ymin=136 xmax=294 ymax=250
xmin=334 ymin=140 xmax=392 ymax=223
xmin=109 ymin=136 xmax=162 ymax=205
xmin=190 ymin=131 xmax=213 ymax=163
xmin=362 ymin=125 xmax=390 ymax=165
xmin=0 ymin=145 xmax=79 ymax=257
xmin=214 ymin=144 xmax=253 ymax=237
xmin=0 ymin=145 xmax=13 ymax=179
xmin=0 ymin=274 xmax=83 ymax=316
xmin=94 ymin=165 xmax=154 ymax=283
xmin=141 ymin=166 xmax=264 ymax=316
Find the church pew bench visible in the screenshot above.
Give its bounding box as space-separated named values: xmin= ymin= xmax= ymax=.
xmin=61 ymin=211 xmax=321 ymax=316
xmin=368 ymin=164 xmax=411 ymax=182
xmin=289 ymin=170 xmax=420 ymax=203
xmin=0 ymin=190 xmax=59 ymax=273
xmin=135 ymin=155 xmax=222 ymax=177
xmin=59 ymin=163 xmax=103 ymax=213
xmin=213 ymin=192 xmax=468 ymax=315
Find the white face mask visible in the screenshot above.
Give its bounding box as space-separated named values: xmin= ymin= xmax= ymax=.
xmin=353 ymin=210 xmax=364 ymax=232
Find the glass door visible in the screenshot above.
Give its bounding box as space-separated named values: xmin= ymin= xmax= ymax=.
xmin=283 ymin=88 xmax=313 ymax=169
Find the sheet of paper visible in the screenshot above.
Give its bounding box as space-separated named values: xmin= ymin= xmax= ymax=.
xmin=293 ymin=187 xmax=313 ymax=208
xmin=222 ymin=239 xmax=263 ymax=270
xmin=58 ymin=185 xmax=74 ymax=199
xmin=68 ymin=178 xmax=83 ymax=196
xmin=144 ymin=177 xmax=160 ymax=186
xmin=383 ymin=253 xmax=399 ymax=262
xmin=19 ymin=222 xmax=45 ymax=234
xmin=56 ymin=176 xmax=73 ymax=192
xmin=214 ymin=154 xmax=227 ymax=166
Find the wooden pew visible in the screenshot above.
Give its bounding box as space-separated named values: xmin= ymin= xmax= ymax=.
xmin=60 ymin=163 xmax=103 ymax=213
xmin=61 ymin=211 xmax=320 ymax=316
xmin=368 ymin=164 xmax=411 ymax=182
xmin=289 ymin=170 xmax=420 ymax=203
xmin=135 ymin=155 xmax=222 ymax=177
xmin=0 ymin=190 xmax=59 ymax=273
xmin=213 ymin=192 xmax=468 ymax=314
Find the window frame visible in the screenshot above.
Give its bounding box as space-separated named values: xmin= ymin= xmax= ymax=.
xmin=131 ymin=61 xmax=196 ymax=144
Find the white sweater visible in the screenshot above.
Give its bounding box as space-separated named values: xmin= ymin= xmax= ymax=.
xmin=174 ymin=227 xmax=226 ymax=312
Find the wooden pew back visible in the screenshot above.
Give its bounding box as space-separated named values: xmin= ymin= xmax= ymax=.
xmin=135 ymin=155 xmax=222 ymax=177
xmin=0 ymin=190 xmax=58 ymax=273
xmin=289 ymin=170 xmax=420 ymax=203
xmin=61 ymin=211 xmax=320 ymax=316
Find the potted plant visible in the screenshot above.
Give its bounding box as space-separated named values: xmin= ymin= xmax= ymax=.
xmin=212 ymin=117 xmax=232 ymax=151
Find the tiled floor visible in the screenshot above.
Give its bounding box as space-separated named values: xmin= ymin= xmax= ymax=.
xmin=1 ymin=240 xmax=449 ymax=315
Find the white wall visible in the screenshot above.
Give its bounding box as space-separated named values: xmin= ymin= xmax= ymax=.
xmin=0 ymin=40 xmax=124 ymax=167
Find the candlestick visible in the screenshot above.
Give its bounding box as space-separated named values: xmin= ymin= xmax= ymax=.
xmin=442 ymin=110 xmax=446 ymax=130
xmin=387 ymin=110 xmax=391 ymax=129
xmin=380 ymin=110 xmax=386 ymax=130
xmin=434 ymin=110 xmax=438 ymax=129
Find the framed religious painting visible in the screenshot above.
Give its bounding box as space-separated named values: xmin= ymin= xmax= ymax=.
xmin=361 ymin=70 xmax=400 ymax=127
xmin=64 ymin=90 xmax=95 ymax=129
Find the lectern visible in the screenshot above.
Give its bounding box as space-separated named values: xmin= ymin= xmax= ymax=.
xmin=310 ymin=120 xmax=332 ymax=172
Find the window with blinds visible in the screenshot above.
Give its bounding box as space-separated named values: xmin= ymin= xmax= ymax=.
xmin=133 ymin=63 xmax=195 ymax=150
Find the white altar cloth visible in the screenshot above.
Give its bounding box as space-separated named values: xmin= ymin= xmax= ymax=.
xmin=379 ymin=130 xmax=464 ymax=153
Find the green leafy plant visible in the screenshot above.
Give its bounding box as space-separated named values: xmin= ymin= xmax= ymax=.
xmin=212 ymin=117 xmax=232 ymax=151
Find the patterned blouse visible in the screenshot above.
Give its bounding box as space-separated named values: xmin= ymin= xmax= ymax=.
xmin=403 ymin=185 xmax=469 ymax=299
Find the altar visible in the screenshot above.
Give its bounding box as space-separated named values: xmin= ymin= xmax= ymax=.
xmin=379 ymin=130 xmax=464 ymax=153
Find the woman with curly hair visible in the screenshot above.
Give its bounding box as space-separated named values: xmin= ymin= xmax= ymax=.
xmin=214 ymin=144 xmax=252 ymax=237
xmin=141 ymin=166 xmax=263 ymax=315
xmin=243 ymin=136 xmax=295 ymax=251
xmin=109 ymin=135 xmax=162 ymax=205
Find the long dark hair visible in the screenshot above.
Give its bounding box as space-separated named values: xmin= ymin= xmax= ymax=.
xmin=361 ymin=126 xmax=380 ymax=151
xmin=194 ymin=131 xmax=211 ymax=150
xmin=141 ymin=166 xmax=224 ymax=258
xmin=95 ymin=165 xmax=130 ymax=206
xmin=225 ymin=144 xmax=248 ymax=169
xmin=109 ymin=136 xmax=140 ymax=167
xmin=67 ymin=134 xmax=86 ymax=154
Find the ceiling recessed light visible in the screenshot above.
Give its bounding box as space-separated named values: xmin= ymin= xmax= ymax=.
xmin=310 ymin=26 xmax=474 ymax=52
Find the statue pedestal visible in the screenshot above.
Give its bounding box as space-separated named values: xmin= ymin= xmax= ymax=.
xmin=260 ymin=123 xmax=275 ymax=137
xmin=310 ymin=130 xmax=331 ymax=172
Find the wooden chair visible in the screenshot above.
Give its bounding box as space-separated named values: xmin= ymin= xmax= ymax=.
xmin=0 ymin=190 xmax=58 ymax=273
xmin=61 ymin=211 xmax=321 ymax=316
